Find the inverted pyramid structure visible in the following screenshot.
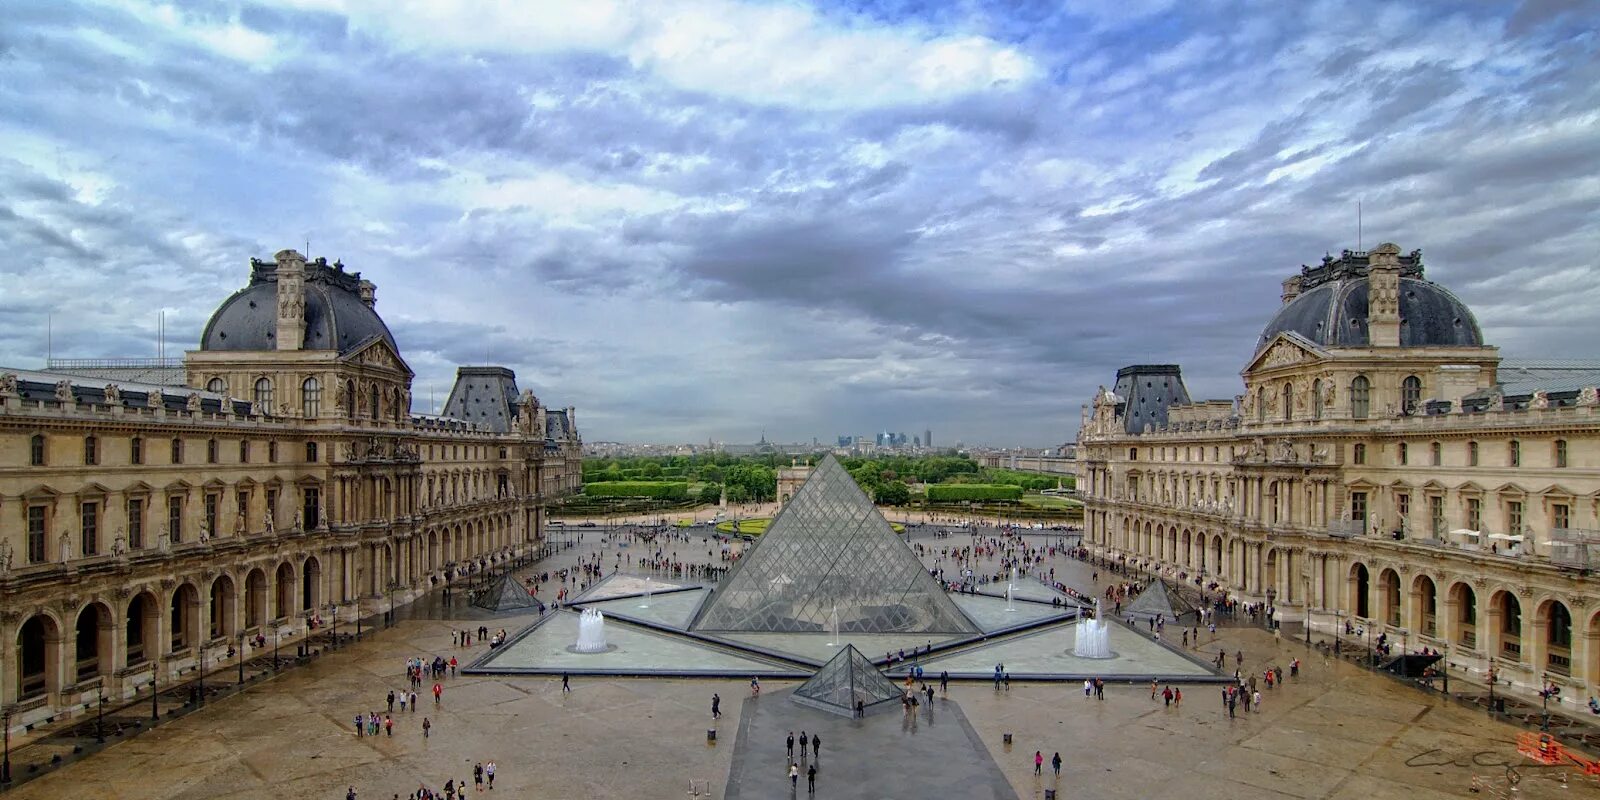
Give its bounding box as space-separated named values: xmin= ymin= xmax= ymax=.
xmin=792 ymin=644 xmax=904 ymax=717
xmin=691 ymin=455 xmax=977 ymax=634
xmin=1123 ymin=579 xmax=1197 ymax=622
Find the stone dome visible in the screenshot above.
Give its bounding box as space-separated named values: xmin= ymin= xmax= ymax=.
xmin=1256 ymin=248 xmax=1483 ymax=352
xmin=199 ymin=257 xmax=398 ymax=355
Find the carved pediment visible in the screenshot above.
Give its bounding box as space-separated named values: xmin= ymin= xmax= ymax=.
xmin=1245 ymin=332 xmax=1327 ymax=375
xmin=342 ymin=337 xmax=414 ymax=378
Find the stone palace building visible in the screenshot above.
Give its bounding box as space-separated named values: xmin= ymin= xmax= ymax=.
xmin=0 ymin=250 xmax=581 ymax=729
xmin=1077 ymin=243 xmax=1600 ymax=704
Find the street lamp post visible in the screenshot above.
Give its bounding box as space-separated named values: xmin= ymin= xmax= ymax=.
xmin=273 ymin=626 xmax=280 ymax=671
xmin=150 ymin=659 xmax=160 ymax=721
xmin=1487 ymin=658 xmax=1498 ymax=716
xmin=96 ymin=678 xmax=106 ymax=743
xmin=196 ymin=643 xmax=205 ymax=706
xmin=329 ymin=603 xmax=337 ymax=649
xmin=2 ymin=704 xmax=12 ymax=784
xmin=238 ymin=632 xmax=246 ymax=685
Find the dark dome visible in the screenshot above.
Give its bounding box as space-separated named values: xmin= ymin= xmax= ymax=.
xmin=1257 ymin=275 xmax=1482 ymax=352
xmin=200 ymin=268 xmax=398 ymax=355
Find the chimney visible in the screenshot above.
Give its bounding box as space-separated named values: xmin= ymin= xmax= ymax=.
xmin=566 ymin=406 xmax=576 ymax=436
xmin=1281 ymin=275 xmax=1303 ymax=305
xmin=1366 ymin=242 xmax=1402 ymax=347
xmin=358 ymin=279 xmax=377 ymax=308
xmin=274 ymin=249 xmax=306 ymax=351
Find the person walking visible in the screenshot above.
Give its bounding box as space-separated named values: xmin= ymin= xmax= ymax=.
xmin=384 ymin=714 xmax=393 ymax=737
xmin=433 ymin=682 xmax=443 ymax=704
xmin=799 ymin=730 xmax=808 ymax=762
xmin=787 ymin=731 xmax=795 ymax=760
xmin=422 ymin=717 xmax=432 ymax=738
xmin=1052 ymin=752 xmax=1062 ymax=776
xmin=712 ymin=692 xmax=721 ymax=719
xmin=811 ymin=732 xmax=820 ymax=760
xmin=789 ymin=762 xmax=799 ymax=790
xmin=1034 ymin=750 xmax=1044 ymax=775
xmin=409 ymin=690 xmax=418 ymax=712
xmin=387 ymin=690 xmax=395 ymax=713
xmin=485 ymin=760 xmax=496 ymax=789
xmin=855 ymin=699 xmax=864 ymax=719
xmin=355 ymin=712 xmax=365 ymax=737
xmin=562 ymin=672 xmax=571 ymax=693
xmin=940 ymin=670 xmax=949 ymax=695
xmin=474 ymin=762 xmax=484 ymax=792
xmin=807 ymin=763 xmax=816 ymax=794
xmin=1174 ymin=688 xmax=1182 ymax=707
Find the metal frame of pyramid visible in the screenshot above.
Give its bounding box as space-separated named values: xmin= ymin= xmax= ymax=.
xmin=792 ymin=644 xmax=905 ymax=717
xmin=690 ymin=455 xmax=977 ymax=634
xmin=1122 ymin=579 xmax=1197 ymax=622
xmin=472 ymin=570 xmax=545 ymax=613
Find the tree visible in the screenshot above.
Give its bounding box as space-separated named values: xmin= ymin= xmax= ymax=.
xmin=698 ymin=483 xmax=722 ymax=505
xmin=875 ymin=480 xmax=910 ymax=506
xmin=641 ymin=462 xmax=663 ymax=478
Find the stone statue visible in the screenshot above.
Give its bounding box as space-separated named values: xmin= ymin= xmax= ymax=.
xmin=0 ymin=539 xmax=13 ymax=574
xmin=1580 ymin=386 xmax=1600 ymax=407
xmin=1248 ymin=437 xmax=1267 ymax=461
xmin=55 ymin=380 xmax=73 ymax=403
xmin=264 ymin=508 xmax=275 ymax=534
xmin=318 ymin=504 xmax=329 ymax=530
xmin=235 ymin=509 xmax=246 ymax=536
xmin=112 ymin=532 xmax=127 ymax=556
xmin=334 ymin=382 xmax=348 ymax=411
xmin=1241 ymin=392 xmax=1255 ymax=417
xmin=1275 ymin=439 xmax=1297 ymax=463
xmin=186 ymin=393 xmax=203 ymax=412
xmin=1294 ymin=383 xmax=1308 ymax=412
xmin=1531 ymin=390 xmax=1550 ymax=410
xmin=0 ymin=372 xmax=17 ymax=396
xmin=104 ymin=384 xmax=121 ymax=405
xmin=198 ymin=518 xmax=210 ymax=541
xmin=59 ymin=531 xmax=72 ymax=562
xmin=1487 ymin=393 xmax=1505 ymax=412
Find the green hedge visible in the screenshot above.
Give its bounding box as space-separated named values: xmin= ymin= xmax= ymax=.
xmin=582 ymin=482 xmax=689 ymax=499
xmin=926 ymin=484 xmax=1023 ymax=502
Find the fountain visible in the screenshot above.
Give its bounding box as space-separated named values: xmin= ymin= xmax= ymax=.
xmin=1072 ymin=599 xmax=1113 ymax=659
xmin=639 ymin=588 xmax=651 ymax=609
xmin=827 ymin=605 xmax=840 ymax=647
xmin=574 ymin=608 xmax=609 ymax=653
xmin=1005 ymin=567 xmax=1017 ymax=612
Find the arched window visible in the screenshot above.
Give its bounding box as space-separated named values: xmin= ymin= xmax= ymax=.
xmin=206 ymin=377 xmax=226 ymax=394
xmin=369 ymin=383 xmax=380 ymax=420
xmin=1401 ymin=375 xmax=1421 ymax=414
xmin=253 ymin=377 xmax=274 ymax=410
xmin=1256 ymin=387 xmax=1266 ymax=423
xmin=1312 ymin=379 xmax=1323 ymax=420
xmin=1353 ymin=443 xmax=1366 ymax=465
xmin=30 ymin=433 xmax=46 ymax=466
xmin=206 ymin=438 xmax=218 ymax=464
xmin=1282 ymin=381 xmax=1293 ymax=421
xmin=1351 ymin=375 xmax=1370 ymax=419
xmin=301 ymin=378 xmax=321 ymax=418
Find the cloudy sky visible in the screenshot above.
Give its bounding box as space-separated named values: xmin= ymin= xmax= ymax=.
xmin=2 ymin=0 xmax=1596 ymax=446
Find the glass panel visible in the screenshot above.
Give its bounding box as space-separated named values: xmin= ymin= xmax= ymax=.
xmin=793 ymin=644 xmax=904 ymax=715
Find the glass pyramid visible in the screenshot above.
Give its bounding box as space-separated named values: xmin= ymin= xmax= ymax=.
xmin=472 ymin=571 xmax=545 ymax=613
xmin=691 ymin=455 xmax=977 ymax=634
xmin=792 ymin=644 xmax=904 ymax=717
xmin=1123 ymin=579 xmax=1197 ymax=622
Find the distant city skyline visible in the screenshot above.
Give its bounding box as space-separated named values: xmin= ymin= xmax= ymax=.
xmin=2 ymin=1 xmax=1594 ymax=446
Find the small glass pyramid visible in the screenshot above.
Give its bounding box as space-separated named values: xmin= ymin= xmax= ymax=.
xmin=1122 ymin=579 xmax=1196 ymax=622
xmin=691 ymin=455 xmax=977 ymax=634
xmin=792 ymin=644 xmax=904 ymax=717
xmin=472 ymin=571 xmax=545 ymax=613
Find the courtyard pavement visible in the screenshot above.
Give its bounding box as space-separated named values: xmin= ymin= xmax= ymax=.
xmin=6 ymin=528 xmax=1594 ymax=799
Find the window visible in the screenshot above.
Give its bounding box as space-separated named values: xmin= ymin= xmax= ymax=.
xmin=254 ymin=377 xmax=274 ymax=410
xmin=268 ymin=441 xmax=278 ymax=463
xmin=301 ymin=377 xmax=321 ymax=417
xmin=131 ymin=436 xmax=143 ymax=465
xmin=1398 ymin=443 xmax=1408 ymax=465
xmin=1469 ymin=441 xmax=1479 ymax=466
xmin=128 ymin=498 xmax=143 ymax=549
xmin=167 ymin=496 xmax=183 ymax=543
xmin=207 ymin=438 xmax=219 ymax=464
xmin=1351 ymin=491 xmax=1368 ymax=527
xmin=80 ymin=501 xmax=98 ymax=556
xmin=302 ymin=487 xmax=320 ymax=530
xmin=305 ymin=442 xmax=318 ymax=463
xmin=1312 ymin=379 xmax=1323 ymax=420
xmin=84 ymin=435 xmax=98 ymax=465
xmin=1282 ymin=381 xmax=1293 ymax=421
xmin=1430 ymin=495 xmax=1444 ymax=537
xmin=1467 ymin=498 xmax=1482 ymax=531
xmin=345 ymin=380 xmax=356 ymax=420
xmin=1555 ymin=439 xmax=1568 ymax=468
xmin=203 ymin=494 xmax=217 ymax=538
xmin=1353 ymin=443 xmax=1367 ymax=465
xmin=1508 ymin=500 xmax=1523 ymax=534
xmin=1256 ymin=387 xmax=1266 ymax=422
xmin=1396 ymin=492 xmax=1410 ymax=521
xmin=170 ymin=438 xmax=183 ymax=464
xmin=1430 ymin=441 xmax=1441 ymax=466
xmin=369 ymin=383 xmax=380 ymax=420
xmin=266 ymin=489 xmax=278 ymax=528
xmin=239 ymin=439 xmax=249 ymax=463
xmin=1553 ymin=503 xmax=1570 ymax=531
xmin=29 ymin=434 xmax=45 ymax=466
xmin=236 ymin=490 xmax=249 ymax=520
xmin=1402 ymin=375 xmax=1421 ymax=414
xmin=1509 ymin=440 xmax=1521 ymax=468
xmin=1351 ymin=375 xmax=1370 ymax=419
xmin=206 ymin=377 xmax=226 ymax=394
xmin=27 ymin=505 xmax=47 ymax=563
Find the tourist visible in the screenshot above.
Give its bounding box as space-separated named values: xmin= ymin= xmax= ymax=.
xmin=1083 ymin=679 xmax=1092 ymax=698
xmin=410 ymin=690 xmax=418 ymax=711
xmin=562 ymin=672 xmax=570 ymax=693
xmin=811 ymin=732 xmax=820 ymax=759
xmin=1162 ymin=685 xmax=1173 ymax=707
xmin=711 ymin=692 xmax=721 ymax=719
xmin=787 ymin=731 xmax=795 ymax=759
xmin=1052 ymin=751 xmax=1062 ymax=776
xmin=433 ymin=683 xmax=443 ymax=704
xmin=474 ymin=762 xmax=484 ymax=792
xmin=385 ymin=714 xmax=393 ymax=736
xmin=855 ymin=699 xmax=865 ymax=719
xmin=789 ymin=762 xmax=799 ymax=789
xmin=422 ymin=717 xmax=432 ymax=738
xmin=355 ymin=712 xmax=365 ymax=736
xmin=1150 ymin=679 xmax=1158 ymax=700
xmin=799 ymin=730 xmax=808 ymax=762
xmin=387 ymin=690 xmax=396 ymax=712
xmin=807 ymin=763 xmax=817 ymax=794
xmin=1253 ymin=690 xmax=1262 ymax=712
xmin=1174 ymin=688 xmax=1182 ymax=706
xmin=1034 ymin=750 xmax=1044 ymax=775
xmin=751 ymin=676 xmax=761 ymax=696
xmin=399 ymin=692 xmax=407 ymax=712
xmin=486 ymin=760 xmax=496 ymax=789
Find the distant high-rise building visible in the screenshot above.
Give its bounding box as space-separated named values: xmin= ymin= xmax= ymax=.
xmin=925 ymin=428 xmax=932 ymax=449
xmin=913 ymin=435 xmax=921 ymax=447
xmin=837 ymin=435 xmax=852 ymax=447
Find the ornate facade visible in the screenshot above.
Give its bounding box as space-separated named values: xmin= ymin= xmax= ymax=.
xmin=1078 ymin=243 xmax=1600 ymax=703
xmin=0 ymin=250 xmax=581 ymax=728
